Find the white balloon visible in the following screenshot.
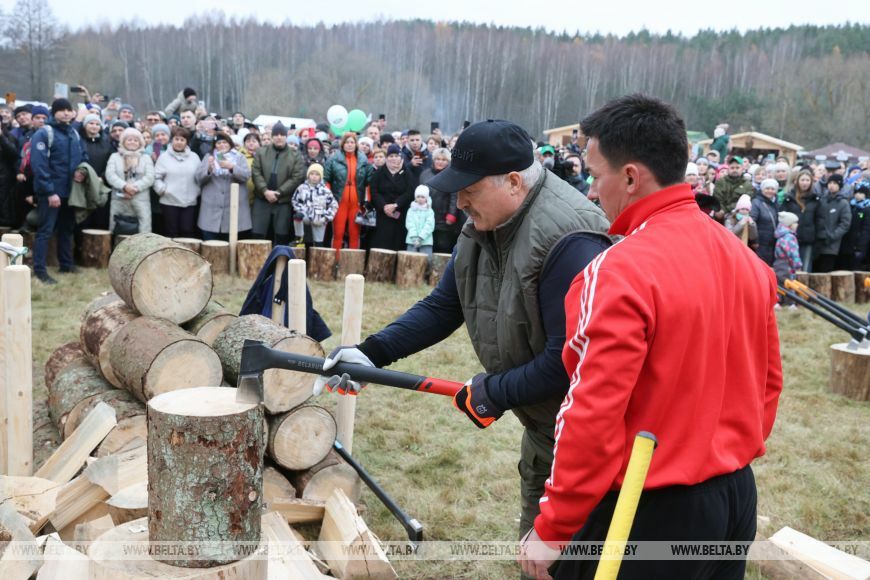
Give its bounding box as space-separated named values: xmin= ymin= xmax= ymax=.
xmin=327 ymin=105 xmax=348 ymax=127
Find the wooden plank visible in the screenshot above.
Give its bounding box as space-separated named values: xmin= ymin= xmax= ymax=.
xmin=336 ymin=274 xmax=364 ymax=453
xmin=262 ymin=511 xmax=330 ymax=580
xmin=229 ymin=183 xmax=239 ymax=276
xmin=37 ymin=534 xmax=90 ymax=580
xmin=4 ymin=265 xmax=33 ymax=475
xmin=0 ymin=475 xmax=61 ymax=534
xmin=769 ymin=526 xmax=870 ymax=580
xmin=268 ymin=497 xmax=326 ymax=524
xmin=47 ymin=475 xmax=109 ymax=533
xmin=34 ymin=402 xmax=117 ymax=483
xmin=0 ymin=502 xmax=42 ymax=580
xmin=0 ymin=233 xmax=23 ymax=474
xmin=287 ymin=259 xmax=307 ymax=333
xmin=73 ymin=512 xmax=115 ymax=543
xmin=271 ymin=256 xmax=289 ymax=326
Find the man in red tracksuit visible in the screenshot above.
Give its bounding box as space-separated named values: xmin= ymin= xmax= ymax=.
xmin=520 ymin=95 xmax=783 ymax=579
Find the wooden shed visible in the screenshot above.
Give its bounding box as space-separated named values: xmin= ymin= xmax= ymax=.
xmin=696 ymin=132 xmax=804 ymax=165
xmin=543 ymin=123 xmax=581 ymax=148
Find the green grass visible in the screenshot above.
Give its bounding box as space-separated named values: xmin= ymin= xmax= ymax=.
xmin=28 ymin=268 xmax=869 ymax=578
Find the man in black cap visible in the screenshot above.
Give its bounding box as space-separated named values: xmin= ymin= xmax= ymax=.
xmin=313 ymin=120 xmax=611 ymax=563
xmin=251 ymin=121 xmax=305 ymax=245
xmin=163 ymin=87 xmax=198 ymax=118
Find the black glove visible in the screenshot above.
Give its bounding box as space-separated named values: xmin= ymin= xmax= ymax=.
xmin=452 ymin=373 xmax=504 ymax=429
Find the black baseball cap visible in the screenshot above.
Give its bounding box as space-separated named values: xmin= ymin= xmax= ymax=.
xmin=428 ymin=120 xmax=534 ymax=193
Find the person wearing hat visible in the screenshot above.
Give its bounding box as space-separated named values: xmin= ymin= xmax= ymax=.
xmin=813 ymin=173 xmax=852 ymax=273
xmin=163 ymin=87 xmax=198 ymax=118
xmin=725 ymin=193 xmax=758 ymax=246
xmin=291 ymin=163 xmax=337 ymax=248
xmin=105 ymin=127 xmax=154 ymax=236
xmin=750 ymin=178 xmax=781 ymax=265
xmin=367 ymin=142 xmax=413 ymax=251
xmin=714 ymin=155 xmax=754 ymax=214
xmin=302 ymin=137 xmax=325 ymax=168
xmin=196 ymin=131 xmax=252 ymax=241
xmin=841 ymin=179 xmax=870 ymax=269
xmin=10 ymin=104 xmax=33 ymax=149
xmin=118 ymin=104 xmax=135 ymax=125
xmin=773 ymin=211 xmax=802 ymax=309
xmin=313 ymin=120 xmax=611 ymax=562
xmin=148 ymin=124 xmax=171 ymax=161
xmin=29 ymin=98 xmax=89 ymax=283
xmin=520 ymin=95 xmax=781 ymax=580
xmin=251 ymin=121 xmax=305 ymax=245
xmin=29 ymin=105 xmax=50 ymax=131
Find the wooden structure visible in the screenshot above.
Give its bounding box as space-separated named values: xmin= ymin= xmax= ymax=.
xmin=0 ymin=233 xmax=23 ymax=474
xmin=4 ymin=265 xmax=33 ymax=475
xmin=543 ymin=122 xmax=581 ymax=148
xmin=696 ymin=131 xmax=804 ymax=166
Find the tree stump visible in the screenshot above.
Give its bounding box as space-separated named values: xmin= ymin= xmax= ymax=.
xmin=829 ymin=344 xmax=870 ymax=401
xmin=108 ymin=233 xmax=213 ymax=324
xmin=48 ymin=360 xmax=114 ymax=435
xmin=44 ymin=342 xmax=87 ymax=393
xmin=267 ymin=405 xmax=336 ymax=471
xmin=213 ymin=315 xmax=325 ymax=414
xmin=171 ymin=237 xmax=202 ymax=253
xmin=337 ymin=248 xmax=366 ymax=278
xmin=288 ymin=449 xmax=361 ymax=502
xmin=430 ymin=252 xmax=452 ymax=287
xmin=80 ymin=293 xmax=139 ymax=388
xmin=795 ymin=271 xmax=810 ymax=287
xmin=290 ymin=246 xmax=306 ymax=261
xmin=829 ymin=270 xmax=856 ymax=303
xmin=395 ymin=251 xmax=428 ymax=288
xmin=236 ymin=239 xmax=271 ymax=280
xmin=109 ymin=316 xmax=224 ymax=402
xmin=856 ymin=272 xmax=870 ymax=304
xmin=307 ymin=247 xmax=336 ymax=281
xmin=807 ymin=273 xmax=831 ymax=299
xmin=199 ymin=240 xmax=230 ymax=275
xmin=147 ymin=387 xmax=264 ymax=567
xmin=365 ymin=248 xmax=397 ymax=283
xmin=182 ymin=301 xmax=237 ymax=347
xmin=80 ymin=229 xmax=113 ymax=268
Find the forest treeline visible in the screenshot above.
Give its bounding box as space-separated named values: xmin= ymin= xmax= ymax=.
xmin=1 ymin=4 xmax=867 ymax=149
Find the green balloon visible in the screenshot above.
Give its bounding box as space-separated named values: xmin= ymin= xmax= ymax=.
xmin=331 ymin=123 xmax=348 ymax=136
xmin=346 ymin=109 xmax=366 ymax=132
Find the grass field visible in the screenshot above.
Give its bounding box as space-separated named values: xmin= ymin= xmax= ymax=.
xmin=29 ymin=267 xmax=869 ymax=578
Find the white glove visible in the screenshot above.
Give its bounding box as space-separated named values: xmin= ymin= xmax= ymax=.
xmin=312 ymin=346 xmax=374 ymax=396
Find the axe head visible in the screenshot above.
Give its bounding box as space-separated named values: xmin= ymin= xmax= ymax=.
xmin=235 ymin=340 xmax=269 ymax=404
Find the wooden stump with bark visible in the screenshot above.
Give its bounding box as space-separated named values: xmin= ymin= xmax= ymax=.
xmin=365 ymin=248 xmax=397 ymax=283
xmin=65 ymin=388 xmax=145 ymax=443
xmin=829 ymin=270 xmax=856 ymax=303
xmin=795 ymin=271 xmax=810 ymax=287
xmin=199 ymin=240 xmax=230 ymax=275
xmin=171 ymin=237 xmax=202 ymax=253
xmin=430 ymin=252 xmax=452 ymax=287
xmin=288 ymin=449 xmax=361 ymax=503
xmin=48 ymin=360 xmax=114 ymax=435
xmin=80 ymin=293 xmax=139 ymax=388
xmin=80 ymin=229 xmax=113 ymax=268
xmin=337 ymin=248 xmax=366 ymax=278
xmin=856 ymin=272 xmax=870 ymax=304
xmin=308 ymin=247 xmax=336 ymax=281
xmin=395 ymin=251 xmax=428 ymax=288
xmin=109 ymin=316 xmax=224 ymax=402
xmin=267 ymin=405 xmax=336 ymax=471
xmin=263 ymin=466 xmax=297 ymax=506
xmin=108 ymin=233 xmax=213 ymax=324
xmin=147 ymin=387 xmax=264 ymax=567
xmin=213 ymin=315 xmax=325 ymax=414
xmin=44 ymin=342 xmax=87 ymax=393
xmin=182 ymin=301 xmax=237 ymax=347
xmin=290 ymin=246 xmax=306 ymax=261
xmin=236 ymin=239 xmax=272 ymax=279
xmin=829 ymin=344 xmax=870 ymax=401
xmin=808 ymin=272 xmax=832 ymax=299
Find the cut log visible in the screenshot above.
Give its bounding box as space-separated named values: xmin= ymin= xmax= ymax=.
xmin=88 ymin=516 xmax=267 ymax=579
xmin=337 ymin=248 xmax=367 ymax=278
xmin=288 ymin=449 xmax=361 ymax=502
xmin=106 ymin=481 xmax=148 ymax=525
xmin=395 ymin=251 xmax=428 ymax=288
xmin=44 ymin=342 xmax=87 ymax=394
xmin=794 ymin=271 xmax=809 ymax=287
xmin=213 ymin=315 xmax=325 ymax=414
xmin=34 ymin=403 xmax=117 ymax=484
xmin=0 ymin=475 xmax=60 ymax=535
xmin=171 ymin=237 xmax=201 ymax=253
xmin=855 ymin=272 xmax=870 ymax=304
xmin=237 ymin=239 xmax=272 ymax=280
xmin=80 ymin=229 xmax=113 ymax=268
xmin=769 ymin=526 xmax=870 ymax=579
xmin=264 ymin=466 xmax=297 ymax=505
xmin=79 ymin=293 xmax=138 ymax=388
xmin=112 ymin=233 xmax=132 ymax=248
xmin=829 ymin=270 xmax=856 ymax=303
xmin=268 ymin=498 xmax=326 ymax=524
xmin=181 ymin=300 xmax=237 ymax=347
xmin=307 ymin=247 xmax=336 ymax=281
xmin=148 ymin=387 xmax=264 ymax=567
xmin=429 ymin=252 xmax=452 ymax=287
xmin=268 ymin=405 xmax=336 ymax=471
xmin=291 ymin=246 xmax=306 ymax=261
xmin=318 ymin=488 xmax=397 ymax=580
xmin=96 ymin=415 xmax=146 ymax=457
xmin=261 ymin=511 xmax=327 ymax=580
xmin=48 ymin=359 xmax=113 ymax=434
xmin=108 ymin=232 xmax=213 ymax=324
xmin=365 ymin=248 xmax=396 ymax=283
xmin=64 ymin=388 xmax=144 ymax=440
xmin=829 ymin=343 xmax=870 ymax=401
xmin=199 ymin=240 xmax=230 ymax=275
xmin=109 ymin=316 xmax=223 ymax=402
xmin=807 ymin=272 xmax=831 ymax=299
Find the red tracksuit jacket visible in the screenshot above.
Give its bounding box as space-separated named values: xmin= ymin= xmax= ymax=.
xmin=535 ymin=184 xmax=783 ymax=544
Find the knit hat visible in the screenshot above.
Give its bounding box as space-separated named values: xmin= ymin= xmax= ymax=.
xmin=111 ymin=120 xmax=129 ymax=131
xmin=119 ymin=127 xmax=144 ymax=149
xmin=151 ymin=123 xmax=170 ymax=137
xmin=774 ymin=161 xmax=789 ymax=172
xmin=359 ymin=136 xmax=374 ymax=149
xmin=827 ymin=174 xmax=844 ymax=186
xmin=695 ymin=157 xmax=709 ymax=166
xmin=386 ymin=144 xmax=402 ymax=156
xmin=288 ymin=135 xmax=300 ymax=146
xmin=50 ymin=98 xmax=73 ymax=116
xmin=119 ymin=104 xmax=135 ymax=114
xmin=213 ymin=131 xmax=233 ymax=147
xmin=13 ymin=104 xmax=32 ymax=117
xmin=778 ymin=212 xmax=799 ymax=228
xmin=761 ymin=178 xmax=779 ymax=191
xmin=271 ymin=122 xmax=288 ymax=136
xmin=414 ymin=185 xmax=431 ymax=205
xmin=685 ymin=162 xmax=699 ymax=176
xmin=307 ymin=163 xmax=324 ymax=178
xmin=735 ymin=194 xmax=752 ymax=211
xmin=83 ymin=114 xmax=102 ymax=127
xmin=306 ymin=138 xmax=321 ymax=150
xmin=31 ymin=105 xmax=50 ymax=118
xmin=183 ymin=87 xmax=197 ymax=99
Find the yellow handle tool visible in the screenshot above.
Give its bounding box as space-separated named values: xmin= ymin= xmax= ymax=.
xmin=594 ymin=431 xmax=658 ymax=580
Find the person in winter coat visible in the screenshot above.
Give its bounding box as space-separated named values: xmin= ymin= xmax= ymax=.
xmin=838 ymin=179 xmax=870 ymax=270
xmin=196 ymin=131 xmax=252 ymax=240
xmin=750 ymin=178 xmax=780 ymax=265
xmin=0 ymin=122 xmax=19 ymax=227
xmin=292 ymin=163 xmax=337 ymax=247
xmin=402 ymin=129 xmax=431 ymax=187
xmin=813 ymin=174 xmax=852 ymax=273
xmin=369 ymin=144 xmax=413 ymax=251
xmin=303 ymin=137 xmax=326 ymax=168
xmin=773 ymin=212 xmax=802 ymax=307
xmin=714 ymin=156 xmax=754 ymax=213
xmin=323 ymin=132 xmax=372 ymax=251
xmin=405 ymin=185 xmax=435 ymax=259
xmin=153 ymin=127 xmax=200 ymax=238
xmin=240 ymin=132 xmax=260 ymax=206
xmin=725 ymin=193 xmax=758 ymax=246
xmin=105 ymin=127 xmax=155 ymax=235
xmin=163 ymin=87 xmax=199 ymax=118
xmin=778 ymin=168 xmax=820 ymax=272
xmin=251 ymin=122 xmax=305 ymax=245
xmin=420 ymin=147 xmax=462 ymax=253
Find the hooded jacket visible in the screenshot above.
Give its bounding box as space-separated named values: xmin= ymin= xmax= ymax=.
xmin=779 ymin=190 xmax=820 ymax=246
xmin=814 ymin=191 xmax=852 ymax=255
xmin=404 ymin=192 xmax=435 ymax=246
xmin=774 ymin=224 xmax=803 ymax=277
xmin=750 ymin=193 xmax=779 ymax=264
xmin=30 ymin=118 xmax=88 ymax=198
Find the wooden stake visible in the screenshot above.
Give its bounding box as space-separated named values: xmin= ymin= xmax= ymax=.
xmin=288 ymin=259 xmax=307 ymax=334
xmin=0 ymin=233 xmax=23 ymax=474
xmin=271 ymin=255 xmax=289 ymax=326
xmin=261 ymin=511 xmax=326 ymax=579
xmin=769 ymin=526 xmax=870 ymax=579
xmin=337 ymin=274 xmax=364 ymax=453
xmin=4 ymin=265 xmax=33 ymax=476
xmin=34 ymin=402 xmax=117 ymax=484
xmin=229 ymin=183 xmax=239 ymax=275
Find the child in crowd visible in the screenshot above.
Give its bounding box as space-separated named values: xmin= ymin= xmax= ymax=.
xmin=773 ymin=211 xmax=802 ymax=309
xmin=726 ymin=194 xmax=758 ymax=247
xmin=405 ymin=185 xmax=435 ymax=259
xmin=292 ymin=163 xmax=337 ymax=247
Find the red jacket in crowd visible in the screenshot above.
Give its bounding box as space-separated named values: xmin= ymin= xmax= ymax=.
xmin=535 ymin=183 xmax=783 ymax=544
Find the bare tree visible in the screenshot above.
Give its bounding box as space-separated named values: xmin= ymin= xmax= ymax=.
xmin=3 ymin=0 xmax=60 ymax=99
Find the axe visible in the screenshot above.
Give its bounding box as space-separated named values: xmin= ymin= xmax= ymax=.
xmin=236 ymin=340 xmax=463 ymax=404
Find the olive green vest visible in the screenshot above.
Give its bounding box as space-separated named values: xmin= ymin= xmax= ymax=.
xmin=453 ymin=170 xmax=611 ymax=435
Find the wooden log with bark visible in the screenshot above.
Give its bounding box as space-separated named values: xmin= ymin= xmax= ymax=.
xmin=268 ymin=405 xmax=336 ymax=471
xmin=855 ymin=271 xmax=870 ymax=304
xmin=395 ymin=251 xmax=428 ymax=288
xmin=365 ymin=248 xmax=397 ymax=282
xmin=337 ymin=248 xmax=366 ymax=278
xmin=108 ymin=233 xmax=213 ymax=324
xmin=147 ymin=387 xmax=264 ymax=567
xmin=236 ymin=239 xmax=272 ymax=279
xmin=263 ymin=465 xmax=297 ymax=505
xmin=288 ymin=449 xmax=361 ymax=503
xmin=79 ymin=293 xmax=138 ymax=388
xmin=48 ymin=359 xmax=114 ymax=435
xmin=429 ymin=252 xmax=452 ymax=287
xmin=109 ymin=316 xmax=224 ymax=402
xmin=307 ymin=247 xmax=336 ymax=281
xmin=794 ymin=271 xmax=810 ymax=287
xmin=807 ymin=272 xmax=831 ymax=299
xmin=829 ymin=344 xmax=870 ymax=401
xmin=199 ymin=240 xmax=230 ymax=275
xmin=213 ymin=315 xmax=324 ymax=414
xmin=44 ymin=342 xmax=87 ymax=394
xmin=181 ymin=301 xmax=237 ymax=347
xmin=80 ymin=229 xmax=113 ymax=268
xmin=829 ymin=270 xmax=856 ymax=303
xmin=171 ymin=237 xmax=202 ymax=253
